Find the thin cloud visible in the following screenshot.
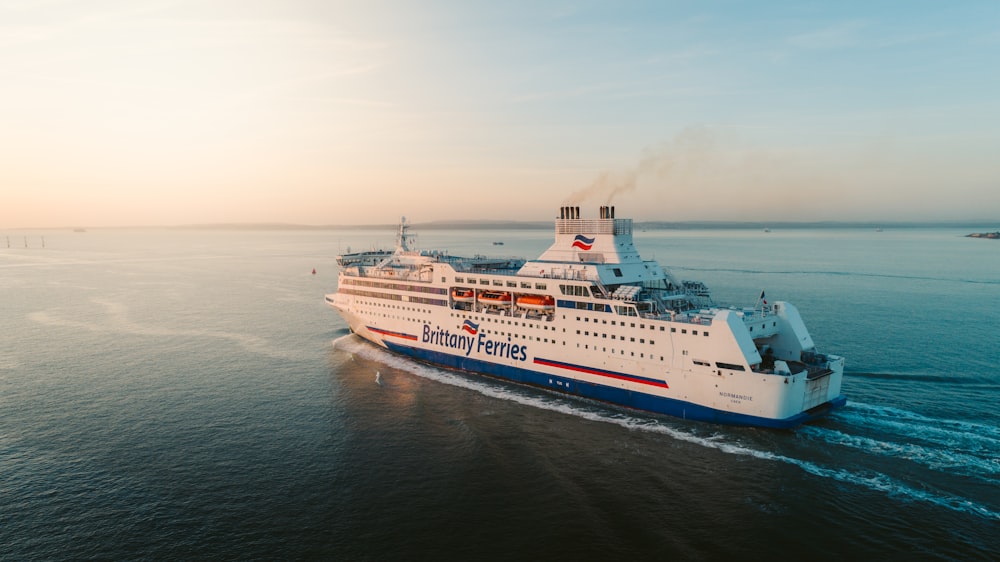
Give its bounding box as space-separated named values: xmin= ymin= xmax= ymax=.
xmin=788 ymin=20 xmax=948 ymax=51
xmin=787 ymin=20 xmax=869 ymax=50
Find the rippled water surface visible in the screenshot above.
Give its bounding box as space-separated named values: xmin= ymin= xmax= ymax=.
xmin=1 ymin=226 xmax=997 ymax=560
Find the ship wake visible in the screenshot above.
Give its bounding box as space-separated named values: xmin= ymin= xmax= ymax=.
xmin=332 ymin=335 xmax=999 ymax=521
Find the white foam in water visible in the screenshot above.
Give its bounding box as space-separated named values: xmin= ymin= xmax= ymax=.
xmin=843 ymin=402 xmax=1000 ymax=443
xmin=333 ymin=335 xmax=1000 ymax=521
xmin=800 ymin=425 xmax=999 ymax=479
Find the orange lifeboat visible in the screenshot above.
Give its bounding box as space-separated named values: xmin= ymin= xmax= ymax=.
xmin=451 ymin=288 xmax=475 ymax=303
xmin=479 ymin=291 xmax=512 ymax=305
xmin=516 ymin=294 xmax=555 ymax=311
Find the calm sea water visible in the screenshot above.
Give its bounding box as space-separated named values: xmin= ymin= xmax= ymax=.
xmin=1 ymin=225 xmax=998 ymax=560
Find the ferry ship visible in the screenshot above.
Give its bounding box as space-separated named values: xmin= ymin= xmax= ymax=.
xmin=326 ymin=206 xmax=846 ymax=429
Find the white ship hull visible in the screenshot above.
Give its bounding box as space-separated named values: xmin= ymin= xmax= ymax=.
xmin=327 ymin=207 xmax=845 ymax=429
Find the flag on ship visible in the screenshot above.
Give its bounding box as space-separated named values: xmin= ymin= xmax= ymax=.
xmin=760 ymin=290 xmax=767 ymax=304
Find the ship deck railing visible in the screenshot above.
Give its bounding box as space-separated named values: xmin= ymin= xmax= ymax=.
xmin=784 ymin=360 xmax=835 ymax=380
xmin=753 ymin=354 xmax=838 ymax=379
xmin=476 ymin=306 xmax=554 ymax=321
xmin=636 ymin=304 xmax=775 ymax=326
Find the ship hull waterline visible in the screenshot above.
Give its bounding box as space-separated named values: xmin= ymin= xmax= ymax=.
xmin=328 ymin=207 xmax=847 ymax=430
xmin=340 ymin=328 xmax=845 ymax=430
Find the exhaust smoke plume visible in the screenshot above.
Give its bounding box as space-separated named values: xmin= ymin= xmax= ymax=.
xmin=565 ymin=126 xmax=718 ymax=209
xmin=566 ymin=125 xmax=852 ymax=220
xmin=565 ymin=170 xmax=638 ymax=206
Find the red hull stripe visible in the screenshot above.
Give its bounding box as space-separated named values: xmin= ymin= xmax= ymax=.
xmin=367 ymin=326 xmax=418 ymax=341
xmin=534 ymin=357 xmax=669 ymax=388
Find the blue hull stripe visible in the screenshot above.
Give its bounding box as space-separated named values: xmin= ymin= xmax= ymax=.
xmin=534 ymin=357 xmax=668 ymax=388
xmin=381 ymin=341 xmax=845 ymax=429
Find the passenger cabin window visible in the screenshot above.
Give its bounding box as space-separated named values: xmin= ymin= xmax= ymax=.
xmin=559 ymin=284 xmax=591 ymax=297
xmin=716 ymin=362 xmax=746 ymax=371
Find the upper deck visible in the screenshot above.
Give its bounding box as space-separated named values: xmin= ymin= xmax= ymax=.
xmin=335 ymin=206 xmax=782 ymax=335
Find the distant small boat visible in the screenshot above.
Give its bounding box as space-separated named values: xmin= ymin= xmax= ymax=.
xmin=493 ymin=241 xmax=504 ymax=245
xmin=763 ymin=228 xmax=771 ymax=233
xmin=875 ymin=227 xmax=883 ymax=232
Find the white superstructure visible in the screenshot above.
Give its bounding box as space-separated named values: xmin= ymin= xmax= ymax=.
xmin=326 ymin=207 xmax=846 ymax=428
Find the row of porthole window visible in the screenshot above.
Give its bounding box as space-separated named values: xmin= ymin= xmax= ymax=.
xmin=571 ymin=316 xmax=709 ymax=336
xmin=356 ymin=300 xmax=433 ymax=323
xmin=575 ymin=330 xmax=656 ymax=345
xmin=575 ymin=343 xmax=664 ymax=360
xmin=450 ymin=312 xmax=555 ymax=330
xmin=356 ymin=296 xmax=708 ymax=338
xmin=342 ymin=278 xmax=447 ymax=295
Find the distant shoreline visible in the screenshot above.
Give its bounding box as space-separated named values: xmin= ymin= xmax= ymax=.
xmin=5 ymin=220 xmax=999 ymax=231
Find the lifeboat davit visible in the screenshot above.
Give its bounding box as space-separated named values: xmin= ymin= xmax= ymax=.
xmin=479 ymin=291 xmax=512 ymax=305
xmin=516 ymin=294 xmax=555 ymax=311
xmin=451 ymin=288 xmax=475 ymax=303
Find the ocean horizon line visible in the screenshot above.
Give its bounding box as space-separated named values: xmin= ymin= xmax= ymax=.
xmin=4 ymin=219 xmax=998 ymax=232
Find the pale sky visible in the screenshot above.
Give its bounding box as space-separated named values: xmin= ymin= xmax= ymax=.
xmin=2 ymin=0 xmax=999 ymax=228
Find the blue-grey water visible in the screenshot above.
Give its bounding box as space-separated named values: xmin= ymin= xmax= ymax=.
xmin=2 ymin=225 xmax=998 ymax=560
